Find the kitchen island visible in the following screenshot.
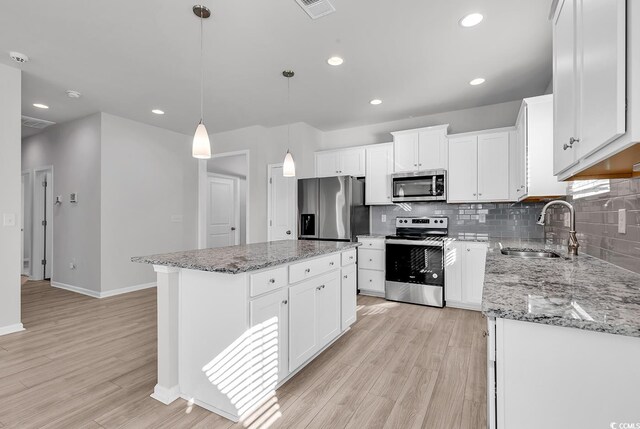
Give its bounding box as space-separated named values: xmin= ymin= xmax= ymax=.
xmin=482 ymin=241 xmax=640 ymax=429
xmin=132 ymin=240 xmax=360 ymax=422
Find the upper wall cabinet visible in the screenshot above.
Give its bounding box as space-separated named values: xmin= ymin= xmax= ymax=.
xmin=315 ymin=147 xmax=365 ymax=177
xmin=448 ymin=129 xmax=513 ymax=203
xmin=514 ymin=95 xmax=567 ymax=201
xmin=365 ymin=143 xmax=394 ymax=205
xmin=552 ymin=0 xmax=640 ymax=180
xmin=391 ymin=125 xmax=449 ymax=173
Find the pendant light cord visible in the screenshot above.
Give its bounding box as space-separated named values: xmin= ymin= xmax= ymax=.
xmin=200 ymin=11 xmax=204 ymax=123
xmin=287 ymin=75 xmax=291 ymax=148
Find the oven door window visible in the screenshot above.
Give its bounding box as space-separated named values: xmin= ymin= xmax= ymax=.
xmin=392 ymin=175 xmax=445 ymax=199
xmin=385 ymin=244 xmax=444 ymax=286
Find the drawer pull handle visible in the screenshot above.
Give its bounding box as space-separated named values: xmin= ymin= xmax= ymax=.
xmin=369 ymin=243 xmax=372 ymax=246
xmin=269 ymin=278 xmax=276 ymax=283
xmin=305 ymin=268 xmax=311 ymax=273
xmin=349 ymin=256 xmax=354 ymax=259
xmin=282 ymin=300 xmax=288 ymax=305
xmin=322 ymin=285 xmax=325 ymax=289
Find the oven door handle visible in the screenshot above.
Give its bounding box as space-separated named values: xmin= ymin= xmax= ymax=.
xmin=385 ymin=239 xmax=444 ymax=247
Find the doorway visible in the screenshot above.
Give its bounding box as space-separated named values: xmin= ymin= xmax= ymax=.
xmin=21 ymin=171 xmax=32 ymax=276
xmin=31 ymin=167 xmax=53 ymax=281
xmin=198 ymin=151 xmax=250 ymax=248
xmin=267 ymin=163 xmax=297 ymax=241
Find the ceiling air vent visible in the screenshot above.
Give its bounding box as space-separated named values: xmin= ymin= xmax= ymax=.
xmin=21 ymin=115 xmax=56 ymax=129
xmin=295 ymin=0 xmax=335 ymax=19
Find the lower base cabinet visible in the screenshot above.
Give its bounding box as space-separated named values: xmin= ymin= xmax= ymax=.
xmin=444 ymin=241 xmax=488 ymax=310
xmin=341 ymin=264 xmax=357 ymax=330
xmin=357 ymin=237 xmax=386 ymax=296
xmin=289 ymin=270 xmax=341 ymax=371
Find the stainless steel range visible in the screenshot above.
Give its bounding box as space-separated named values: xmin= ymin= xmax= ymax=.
xmin=385 ymin=216 xmax=448 ymax=307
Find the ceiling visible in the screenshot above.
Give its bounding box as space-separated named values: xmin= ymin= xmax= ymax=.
xmin=0 ymin=0 xmax=553 ymax=138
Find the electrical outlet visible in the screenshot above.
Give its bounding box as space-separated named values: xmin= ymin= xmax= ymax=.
xmin=618 ymin=209 xmax=626 ymax=234
xmin=564 ymin=212 xmax=570 ymax=228
xmin=381 ymin=214 xmax=387 ymax=223
xmin=3 ymin=213 xmax=15 ymax=227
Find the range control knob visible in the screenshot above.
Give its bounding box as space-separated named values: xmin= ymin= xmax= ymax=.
xmin=432 ymin=273 xmax=438 ymax=279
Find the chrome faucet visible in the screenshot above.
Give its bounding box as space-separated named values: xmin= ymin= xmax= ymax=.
xmin=537 ymin=200 xmax=579 ymax=256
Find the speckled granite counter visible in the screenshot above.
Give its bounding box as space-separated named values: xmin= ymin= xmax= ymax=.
xmin=482 ymin=240 xmax=640 ymax=338
xmin=132 ymin=240 xmax=361 ymax=274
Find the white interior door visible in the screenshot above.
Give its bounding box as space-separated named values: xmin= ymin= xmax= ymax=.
xmin=268 ymin=164 xmax=296 ymax=241
xmin=33 ymin=169 xmax=52 ymax=280
xmin=206 ymin=175 xmax=239 ymax=248
xmin=21 ymin=175 xmax=25 ymax=276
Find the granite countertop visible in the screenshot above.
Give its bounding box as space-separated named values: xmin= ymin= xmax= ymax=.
xmin=482 ymin=240 xmax=640 ymax=338
xmin=132 ymin=240 xmax=361 ymax=274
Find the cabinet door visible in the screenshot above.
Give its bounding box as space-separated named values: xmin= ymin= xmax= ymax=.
xmin=365 ymin=143 xmax=394 ymax=205
xmin=477 ymin=132 xmax=510 ymax=201
xmin=553 ymin=0 xmax=579 ymax=174
xmin=512 ymin=109 xmax=528 ymax=201
xmin=444 ymin=242 xmax=463 ymax=303
xmin=418 ymin=130 xmax=447 ymax=170
xmin=461 ymin=243 xmax=487 ymax=306
xmin=393 ymin=133 xmax=418 ymax=173
xmin=316 ymin=271 xmax=341 ymax=347
xmin=448 ymin=136 xmax=478 ymax=202
xmin=315 ymin=152 xmax=339 ymax=177
xmin=341 ymin=264 xmax=357 ymax=330
xmin=339 ymin=148 xmax=365 ymax=177
xmin=250 ymin=288 xmax=289 ymax=382
xmin=578 ymin=0 xmax=626 ymax=158
xmin=289 ymin=279 xmax=318 ymax=371
xmin=357 ymin=268 xmax=385 ymax=294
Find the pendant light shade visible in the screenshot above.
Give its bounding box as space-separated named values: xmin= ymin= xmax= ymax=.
xmin=192 ymin=5 xmax=212 ymax=159
xmin=283 ymin=150 xmax=296 ymax=177
xmin=192 ymin=121 xmax=211 ymax=159
xmin=282 ymin=70 xmax=296 ymax=177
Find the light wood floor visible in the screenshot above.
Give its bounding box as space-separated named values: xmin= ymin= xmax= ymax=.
xmin=0 ymin=281 xmax=487 ymax=429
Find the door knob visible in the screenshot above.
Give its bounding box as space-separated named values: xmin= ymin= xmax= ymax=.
xmin=286 ymin=230 xmax=291 ymax=235
xmin=282 ymin=300 xmax=288 ymax=305
xmin=231 ymin=227 xmax=236 ymax=231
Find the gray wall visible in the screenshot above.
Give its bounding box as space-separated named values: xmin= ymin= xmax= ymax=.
xmin=0 ymin=64 xmax=22 ymax=331
xmin=100 ymin=113 xmax=198 ymax=292
xmin=371 ymin=202 xmax=546 ymax=240
xmin=546 ymin=178 xmax=640 ymax=274
xmin=22 ymin=113 xmax=102 ymax=293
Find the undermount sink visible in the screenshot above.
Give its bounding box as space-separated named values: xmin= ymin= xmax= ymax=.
xmin=500 ymin=248 xmax=561 ymax=259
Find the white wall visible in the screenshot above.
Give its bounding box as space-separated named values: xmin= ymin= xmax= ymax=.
xmin=22 ymin=113 xmax=102 ymax=293
xmin=100 ymin=113 xmax=198 ymax=292
xmin=0 ymin=64 xmax=23 ymax=333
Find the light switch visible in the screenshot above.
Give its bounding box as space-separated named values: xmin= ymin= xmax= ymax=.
xmin=3 ymin=213 xmax=16 ymax=227
xmin=618 ymin=209 xmax=626 ymax=234
xmin=381 ymin=214 xmax=387 ymax=223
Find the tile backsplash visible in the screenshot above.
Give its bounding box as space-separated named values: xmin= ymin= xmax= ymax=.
xmin=371 ymin=201 xmax=546 ymax=241
xmin=546 ymin=178 xmax=640 ymax=274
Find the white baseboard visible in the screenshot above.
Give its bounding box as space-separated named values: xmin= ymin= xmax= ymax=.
xmin=0 ymin=323 xmax=25 ymax=337
xmin=151 ymin=384 xmax=180 ymax=405
xmin=358 ymin=290 xmax=385 ymax=298
xmin=446 ymin=300 xmax=481 ymax=311
xmin=51 ymin=281 xmax=156 ymax=299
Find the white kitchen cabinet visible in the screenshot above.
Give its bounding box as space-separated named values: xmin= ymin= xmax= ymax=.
xmin=514 ymin=95 xmax=567 ymax=201
xmin=365 ymin=143 xmax=394 ymax=205
xmin=357 ymin=236 xmax=385 ymax=297
xmin=448 ymin=129 xmax=512 ymax=203
xmin=250 ymin=287 xmax=289 ymax=382
xmin=444 ymin=241 xmax=487 ymax=311
xmin=392 ymin=125 xmax=449 ymax=173
xmin=553 ymin=0 xmax=634 ymax=180
xmin=289 ymin=270 xmax=341 ymax=371
xmin=341 ymin=264 xmax=357 ymax=330
xmin=314 ymin=147 xmax=365 ymax=177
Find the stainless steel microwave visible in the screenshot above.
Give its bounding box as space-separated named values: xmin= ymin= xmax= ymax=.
xmin=391 ymin=170 xmax=447 ymax=202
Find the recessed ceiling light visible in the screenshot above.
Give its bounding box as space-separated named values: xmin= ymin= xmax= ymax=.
xmin=152 ymin=109 xmax=165 ymax=115
xmin=469 ymin=78 xmax=486 ymax=86
xmin=370 ymin=99 xmax=382 ymax=105
xmin=327 ymin=56 xmax=344 ymax=66
xmin=459 ymin=13 xmax=484 ymax=28
xmin=33 ymin=103 xmax=49 ymax=109
xmin=65 ymin=90 xmax=82 ymax=98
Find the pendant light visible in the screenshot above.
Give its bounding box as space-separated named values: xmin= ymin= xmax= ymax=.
xmin=282 ymin=70 xmax=296 ymax=177
xmin=192 ymin=5 xmax=212 ymax=159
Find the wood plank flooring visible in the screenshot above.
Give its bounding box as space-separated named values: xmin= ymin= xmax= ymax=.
xmin=0 ymin=281 xmax=487 ymax=429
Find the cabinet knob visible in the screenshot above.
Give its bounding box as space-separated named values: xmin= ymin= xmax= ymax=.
xmin=414 ymin=164 xmax=418 ymax=167
xmin=369 ymin=243 xmax=372 ymax=246
xmin=305 ymin=268 xmax=311 ymax=273
xmin=369 ymin=279 xmax=372 ymax=282
xmin=563 ymin=137 xmax=579 ymax=150
xmin=349 ymin=256 xmax=354 ymax=260
xmin=419 ymin=163 xmax=422 ymax=166
xmin=473 ymin=193 xmax=476 ymax=196
xmin=282 ymin=300 xmax=288 ymax=305
xmin=329 ymin=261 xmax=334 ymax=266
xmin=344 ymin=275 xmax=348 ymax=279
xmin=269 ymin=278 xmax=276 ymax=283
xmin=369 ymin=258 xmax=373 ymax=262
xmin=467 ymin=248 xmax=471 ymax=252
xmin=478 ymin=193 xmax=482 ymax=196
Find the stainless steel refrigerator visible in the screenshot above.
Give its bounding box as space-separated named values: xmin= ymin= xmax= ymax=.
xmin=298 ymin=176 xmax=370 ymax=242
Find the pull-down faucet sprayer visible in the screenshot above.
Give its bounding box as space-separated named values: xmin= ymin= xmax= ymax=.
xmin=537 ymin=200 xmax=579 ymax=256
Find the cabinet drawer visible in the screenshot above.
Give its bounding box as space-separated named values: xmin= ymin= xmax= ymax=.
xmin=250 ymin=266 xmax=288 ymax=297
xmin=358 ymin=237 xmax=385 ymax=250
xmin=289 ymin=253 xmax=341 ymax=284
xmin=341 ymin=249 xmax=357 ymax=266
xmin=358 ymin=249 xmax=384 ymax=271
xmin=358 ymin=269 xmax=385 ymax=293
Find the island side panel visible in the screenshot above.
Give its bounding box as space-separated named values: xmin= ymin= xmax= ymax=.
xmin=179 ymin=268 xmax=249 ymax=422
xmin=151 ymin=265 xmax=181 ymax=404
